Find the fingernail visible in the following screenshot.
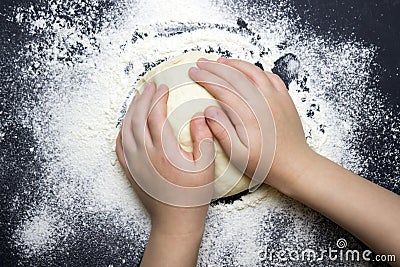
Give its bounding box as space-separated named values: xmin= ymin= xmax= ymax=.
xmin=217 ymin=57 xmax=229 ymax=63
xmin=192 ymin=111 xmax=204 ymax=119
xmin=144 ymin=82 xmax=152 ymax=89
xmin=206 ymin=108 xmax=218 ymax=119
xmin=198 ymin=57 xmax=209 ymax=62
xmin=195 ymin=116 xmax=206 ymax=126
xmin=190 ymin=67 xmax=200 ymax=73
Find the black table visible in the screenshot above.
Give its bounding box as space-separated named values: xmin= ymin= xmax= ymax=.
xmin=1 ymin=0 xmax=399 ymax=266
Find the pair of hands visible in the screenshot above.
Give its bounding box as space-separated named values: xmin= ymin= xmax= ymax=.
xmin=116 ymin=57 xmax=400 ymax=266
xmin=115 ymin=57 xmax=311 ymax=236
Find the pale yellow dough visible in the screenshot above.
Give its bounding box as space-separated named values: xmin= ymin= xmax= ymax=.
xmin=136 ymin=51 xmax=251 ymax=198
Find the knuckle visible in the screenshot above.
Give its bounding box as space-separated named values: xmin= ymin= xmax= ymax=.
xmin=271 ymin=74 xmax=285 ymax=85
xmin=271 ymin=73 xmax=281 ymax=80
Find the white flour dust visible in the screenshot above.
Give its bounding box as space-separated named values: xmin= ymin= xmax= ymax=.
xmin=4 ymin=0 xmax=399 ymax=265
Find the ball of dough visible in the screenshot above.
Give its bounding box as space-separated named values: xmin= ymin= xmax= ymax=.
xmin=136 ymin=51 xmax=251 ymax=198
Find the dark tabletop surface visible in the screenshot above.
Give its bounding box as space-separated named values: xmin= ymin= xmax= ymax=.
xmin=1 ymin=0 xmax=399 ymax=266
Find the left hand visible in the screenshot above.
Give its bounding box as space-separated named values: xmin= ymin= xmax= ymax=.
xmin=116 ymin=82 xmax=215 ymax=236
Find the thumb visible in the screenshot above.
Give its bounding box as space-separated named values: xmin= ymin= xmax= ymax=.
xmin=204 ymin=106 xmax=249 ymax=176
xmin=190 ymin=112 xmax=215 ymax=168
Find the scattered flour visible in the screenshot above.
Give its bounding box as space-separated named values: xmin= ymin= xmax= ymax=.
xmin=2 ymin=0 xmax=398 ymax=265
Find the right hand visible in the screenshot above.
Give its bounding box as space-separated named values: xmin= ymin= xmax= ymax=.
xmin=192 ymin=58 xmax=400 ymax=265
xmin=189 ymin=57 xmax=315 ymax=194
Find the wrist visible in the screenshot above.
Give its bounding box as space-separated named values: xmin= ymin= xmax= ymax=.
xmin=142 ymin=222 xmax=205 ymax=267
xmin=285 ymin=150 xmax=326 ymax=199
xmin=150 ymin=226 xmax=205 ymax=243
xmin=150 ymin=222 xmax=206 ymax=241
xmin=266 ymin=147 xmax=323 ymax=198
xmin=150 ymin=206 xmax=208 ymax=237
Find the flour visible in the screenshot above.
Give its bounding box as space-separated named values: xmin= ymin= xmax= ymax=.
xmin=0 ymin=131 xmax=5 ymax=143
xmin=4 ymin=0 xmax=399 ymax=265
xmin=13 ymin=208 xmax=65 ymax=257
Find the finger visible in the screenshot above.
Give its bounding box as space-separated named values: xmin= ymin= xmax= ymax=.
xmin=196 ymin=58 xmax=258 ymax=99
xmin=189 ymin=67 xmax=253 ymax=127
xmin=122 ymin=90 xmax=139 ymax=147
xmin=131 ymin=82 xmax=156 ymax=147
xmin=121 ymin=117 xmax=137 ymax=155
xmin=125 ymin=87 xmax=140 ymax=119
xmin=117 ymin=129 xmax=142 ymax=191
xmin=217 ymin=57 xmax=276 ymax=94
xmin=189 ymin=66 xmax=236 ymax=97
xmin=204 ymin=106 xmax=248 ymax=170
xmin=116 ymin=130 xmax=128 ymax=169
xmin=147 ymin=84 xmax=169 ymax=146
xmin=144 ymin=84 xmax=189 ymax=161
xmin=265 ymin=72 xmax=288 ymax=93
xmin=190 ymin=112 xmax=215 ymax=164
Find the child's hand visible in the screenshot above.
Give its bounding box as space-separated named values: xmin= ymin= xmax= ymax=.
xmin=116 ymin=82 xmax=215 ymax=266
xmin=189 ymin=58 xmax=313 ymax=194
xmin=116 ymin=82 xmax=215 ymax=235
xmin=191 ymin=58 xmax=400 ymax=263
